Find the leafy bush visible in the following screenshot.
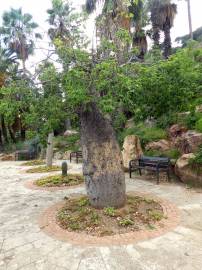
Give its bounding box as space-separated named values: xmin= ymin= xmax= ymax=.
xmin=156 ymin=113 xmax=177 ymax=129
xmin=189 ymin=147 xmax=202 ymax=166
xmin=195 ymin=118 xmax=202 ymax=132
xmin=119 ymin=123 xmax=167 ymax=148
xmin=145 ymin=149 xmax=180 ymax=160
xmin=54 ymin=134 xmax=80 ymax=152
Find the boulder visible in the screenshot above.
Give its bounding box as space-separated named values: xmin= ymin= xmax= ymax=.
xmin=145 ymin=139 xmax=170 ymax=152
xmin=63 ymin=130 xmax=78 ymax=137
xmin=169 ymin=124 xmax=187 ymax=139
xmin=174 ymin=131 xmax=202 ymax=154
xmin=175 ymin=153 xmax=202 ymax=187
xmin=54 ymin=150 xmax=71 ymax=160
xmin=122 ymin=135 xmax=143 ymax=170
xmin=125 ymin=118 xmax=134 ymax=129
xmin=196 ymin=104 xmax=202 ymax=113
xmin=0 ymin=153 xmax=15 ymax=161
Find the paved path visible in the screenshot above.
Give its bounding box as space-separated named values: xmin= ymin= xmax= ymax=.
xmin=0 ymin=161 xmax=202 ymax=270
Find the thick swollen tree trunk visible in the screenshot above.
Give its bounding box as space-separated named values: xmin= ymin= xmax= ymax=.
xmin=163 ymin=22 xmax=172 ymax=59
xmin=46 ymin=132 xmax=54 ymax=167
xmin=80 ymin=103 xmax=126 ymax=209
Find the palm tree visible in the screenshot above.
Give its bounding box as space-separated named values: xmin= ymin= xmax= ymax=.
xmin=0 ymin=8 xmax=41 ymax=75
xmin=0 ymin=47 xmax=18 ymax=145
xmin=160 ymin=2 xmax=177 ymax=58
xmin=129 ymin=0 xmax=148 ymax=60
xmin=86 ymin=0 xmax=148 ymax=62
xmin=148 ymin=0 xmax=177 ymax=58
xmin=147 ymin=0 xmax=162 ymax=48
xmin=47 ymin=0 xmax=71 ymax=43
xmin=186 ymin=0 xmax=193 ymax=39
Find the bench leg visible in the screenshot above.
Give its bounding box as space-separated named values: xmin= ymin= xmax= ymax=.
xmin=70 ymin=155 xmax=72 ymax=163
xmin=167 ymin=169 xmax=171 ymax=182
xmin=139 ymin=168 xmax=142 ymax=176
xmin=129 ymin=169 xmax=132 ymax=179
xmin=156 ymin=170 xmax=160 ymax=185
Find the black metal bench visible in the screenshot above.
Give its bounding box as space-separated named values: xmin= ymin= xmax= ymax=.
xmin=129 ymin=156 xmax=171 ymax=184
xmin=70 ymin=151 xmax=83 ymax=164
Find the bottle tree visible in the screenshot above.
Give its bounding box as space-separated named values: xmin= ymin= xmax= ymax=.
xmin=52 ymin=4 xmax=131 ymax=208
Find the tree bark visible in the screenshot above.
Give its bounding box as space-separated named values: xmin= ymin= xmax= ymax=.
xmin=0 ymin=128 xmax=3 ymax=151
xmin=1 ymin=116 xmax=8 ymax=143
xmin=46 ymin=132 xmax=54 ymax=167
xmin=187 ymin=0 xmax=193 ymax=40
xmin=8 ymin=126 xmax=16 ymax=143
xmin=80 ymin=103 xmax=126 ymax=209
xmin=163 ymin=22 xmax=172 ymax=59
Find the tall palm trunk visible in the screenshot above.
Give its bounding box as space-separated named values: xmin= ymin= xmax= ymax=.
xmin=8 ymin=126 xmax=16 ymax=143
xmin=1 ymin=115 xmax=8 ymax=143
xmin=0 ymin=128 xmax=3 ymax=150
xmin=187 ymin=0 xmax=193 ymax=39
xmin=163 ymin=21 xmax=172 ymax=59
xmin=152 ymin=23 xmax=160 ymax=48
xmin=46 ymin=132 xmax=54 ymax=167
xmin=80 ymin=103 xmax=126 ymax=209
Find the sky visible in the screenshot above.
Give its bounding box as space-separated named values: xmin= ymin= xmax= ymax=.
xmin=0 ymin=0 xmax=202 ymax=71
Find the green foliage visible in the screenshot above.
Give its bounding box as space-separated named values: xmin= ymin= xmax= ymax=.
xmin=119 ymin=218 xmax=134 ymax=227
xmin=26 ymin=165 xmax=61 ymax=173
xmin=123 ymin=45 xmax=202 ymax=124
xmin=119 ymin=123 xmax=166 ymax=147
xmin=147 ymin=210 xmax=164 ymax=221
xmin=54 ymin=134 xmax=80 ymax=152
xmin=35 ymin=174 xmax=84 ymax=187
xmin=145 ymin=148 xmax=180 ymax=160
xmin=189 ymin=147 xmax=202 ymax=166
xmin=195 ymin=118 xmax=202 ymax=133
xmin=103 ymin=207 xmax=116 ymax=217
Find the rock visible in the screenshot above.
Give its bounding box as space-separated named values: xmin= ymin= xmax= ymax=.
xmin=63 ymin=130 xmax=78 ymax=137
xmin=122 ymin=135 xmax=143 ymax=170
xmin=54 ymin=150 xmax=71 ymax=160
xmin=196 ymin=105 xmax=202 ymax=113
xmin=145 ymin=139 xmax=170 ymax=152
xmin=169 ymin=124 xmax=187 ymax=139
xmin=144 ymin=118 xmax=156 ymax=128
xmin=174 ymin=131 xmax=202 ymax=154
xmin=175 ymin=153 xmax=202 ymax=187
xmin=0 ymin=153 xmax=15 ymax=161
xmin=125 ymin=118 xmax=134 ymax=129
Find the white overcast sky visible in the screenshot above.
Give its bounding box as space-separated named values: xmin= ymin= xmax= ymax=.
xmin=0 ymin=0 xmax=202 ymax=70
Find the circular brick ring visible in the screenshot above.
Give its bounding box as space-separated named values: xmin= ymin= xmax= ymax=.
xmin=24 ymin=179 xmax=84 ymax=192
xmin=38 ymin=191 xmax=180 ymax=246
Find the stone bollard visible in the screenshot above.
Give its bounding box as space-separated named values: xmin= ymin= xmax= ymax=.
xmin=61 ymin=161 xmax=68 ymax=176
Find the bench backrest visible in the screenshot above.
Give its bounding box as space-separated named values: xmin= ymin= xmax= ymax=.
xmin=139 ymin=156 xmax=170 ymax=168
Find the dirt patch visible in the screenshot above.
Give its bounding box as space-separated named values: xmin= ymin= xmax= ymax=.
xmin=21 ymin=160 xmax=45 ymax=166
xmin=39 ymin=193 xmax=179 ymax=245
xmin=36 ymin=174 xmax=84 ymax=187
xmin=56 ymin=195 xmax=164 ymax=237
xmin=26 ymin=165 xmax=61 ymax=173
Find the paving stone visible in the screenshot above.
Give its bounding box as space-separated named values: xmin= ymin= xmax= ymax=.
xmin=0 ymin=161 xmax=202 ymax=270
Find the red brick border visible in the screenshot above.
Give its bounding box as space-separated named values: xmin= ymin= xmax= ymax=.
xmin=38 ymin=192 xmax=180 ymax=246
xmin=24 ymin=179 xmax=84 ymax=191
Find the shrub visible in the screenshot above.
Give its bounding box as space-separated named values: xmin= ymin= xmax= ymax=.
xmin=54 ymin=134 xmax=80 ymax=152
xmin=195 ymin=118 xmax=202 ymax=132
xmin=119 ymin=123 xmax=167 ymax=148
xmin=145 ymin=149 xmax=180 ymax=160
xmin=189 ymin=147 xmax=202 ymax=166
